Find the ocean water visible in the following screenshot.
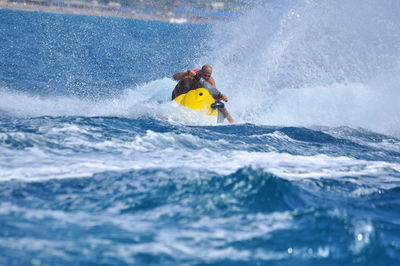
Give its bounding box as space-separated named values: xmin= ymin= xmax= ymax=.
xmin=1 ymin=1 xmax=400 ymax=265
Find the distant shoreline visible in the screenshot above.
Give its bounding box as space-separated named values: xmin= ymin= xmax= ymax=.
xmin=0 ymin=2 xmax=228 ymax=23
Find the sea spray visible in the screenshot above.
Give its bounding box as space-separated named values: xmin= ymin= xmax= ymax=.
xmin=206 ymin=0 xmax=400 ymax=135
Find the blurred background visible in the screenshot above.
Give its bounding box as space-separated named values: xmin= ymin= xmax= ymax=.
xmin=0 ymin=0 xmax=248 ymax=22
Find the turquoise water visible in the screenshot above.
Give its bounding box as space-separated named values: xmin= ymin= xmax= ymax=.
xmin=1 ymin=1 xmax=400 ymax=265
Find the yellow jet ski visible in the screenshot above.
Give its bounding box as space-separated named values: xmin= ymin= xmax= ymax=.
xmin=174 ymin=88 xmax=222 ymax=118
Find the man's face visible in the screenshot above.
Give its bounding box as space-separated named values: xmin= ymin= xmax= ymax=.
xmin=201 ymin=69 xmax=212 ymax=80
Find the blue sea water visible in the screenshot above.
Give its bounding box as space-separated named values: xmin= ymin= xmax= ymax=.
xmin=1 ymin=1 xmax=400 ymax=265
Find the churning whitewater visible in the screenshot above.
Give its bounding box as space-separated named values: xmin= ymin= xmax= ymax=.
xmin=1 ymin=0 xmax=400 ymax=265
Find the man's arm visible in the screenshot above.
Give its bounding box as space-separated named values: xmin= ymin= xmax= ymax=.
xmin=172 ymin=71 xmax=188 ymax=81
xmin=196 ymin=76 xmax=228 ymax=102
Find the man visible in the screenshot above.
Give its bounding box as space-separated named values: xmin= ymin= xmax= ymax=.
xmin=172 ymin=65 xmax=234 ymax=123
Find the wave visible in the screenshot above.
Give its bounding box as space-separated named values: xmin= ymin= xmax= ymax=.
xmin=1 ymin=165 xmax=398 ymax=264
xmin=2 ymin=119 xmax=399 ymax=183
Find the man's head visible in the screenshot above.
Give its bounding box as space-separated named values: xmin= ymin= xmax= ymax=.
xmin=200 ymin=65 xmax=213 ymax=80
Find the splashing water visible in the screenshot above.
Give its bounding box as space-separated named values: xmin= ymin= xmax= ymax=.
xmin=205 ymin=0 xmax=400 ymax=135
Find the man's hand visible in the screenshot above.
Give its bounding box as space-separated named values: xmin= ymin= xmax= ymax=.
xmin=220 ymin=94 xmax=228 ymax=102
